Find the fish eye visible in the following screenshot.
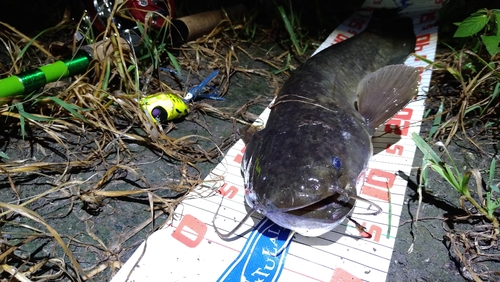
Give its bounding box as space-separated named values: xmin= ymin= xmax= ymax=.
xmin=332 ymin=156 xmax=341 ymax=170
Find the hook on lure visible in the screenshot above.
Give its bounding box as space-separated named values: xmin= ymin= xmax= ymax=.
xmin=159 ymin=68 xmax=225 ymax=102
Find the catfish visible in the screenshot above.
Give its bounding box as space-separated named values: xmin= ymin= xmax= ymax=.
xmin=215 ymin=16 xmax=418 ymax=238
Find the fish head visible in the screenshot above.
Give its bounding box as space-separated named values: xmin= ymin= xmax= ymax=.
xmin=241 ymin=116 xmax=371 ymax=236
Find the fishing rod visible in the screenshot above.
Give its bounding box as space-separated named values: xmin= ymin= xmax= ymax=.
xmin=0 ymin=4 xmax=245 ymax=121
xmin=0 ymin=50 xmax=91 ymax=98
xmin=0 ymin=34 xmax=135 ymax=99
xmin=0 ymin=32 xmax=214 ymax=123
xmin=0 ymin=0 xmax=173 ymax=99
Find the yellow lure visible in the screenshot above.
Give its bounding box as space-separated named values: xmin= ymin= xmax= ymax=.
xmin=139 ymin=93 xmax=189 ymax=123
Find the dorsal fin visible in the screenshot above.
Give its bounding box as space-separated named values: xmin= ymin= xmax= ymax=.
xmin=357 ymin=64 xmax=419 ymax=129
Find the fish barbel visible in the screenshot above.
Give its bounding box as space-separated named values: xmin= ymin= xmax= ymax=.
xmin=217 ymin=16 xmax=419 ymax=238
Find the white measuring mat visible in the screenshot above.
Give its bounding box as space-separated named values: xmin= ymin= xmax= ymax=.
xmin=112 ymin=1 xmax=442 ymax=281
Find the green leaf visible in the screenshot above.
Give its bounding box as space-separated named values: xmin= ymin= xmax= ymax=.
xmin=428 ymin=100 xmax=444 ymax=141
xmin=494 ymin=11 xmax=500 ymax=36
xmin=167 ymin=51 xmax=182 ymax=76
xmin=413 ymin=53 xmax=440 ymax=66
xmin=423 ymin=108 xmax=432 ymax=119
xmin=430 ymin=164 xmax=447 ymax=179
xmin=443 ymin=165 xmax=460 ymax=191
xmin=0 ymin=151 xmax=9 ymax=159
xmin=463 ymin=62 xmax=477 ymax=72
xmin=454 ymin=14 xmax=489 ymax=37
xmin=15 ymin=103 xmax=53 ymax=122
xmin=17 ymin=28 xmax=49 ymax=60
xmin=446 ymin=66 xmax=462 ymax=81
xmin=485 ymin=192 xmax=500 ymax=217
xmin=14 ymin=103 xmax=27 ymax=139
xmin=412 ymin=133 xmax=442 ymax=163
xmin=421 ymin=164 xmax=429 ymax=187
xmin=278 ymin=5 xmax=306 ymax=55
xmin=481 ymin=34 xmax=500 ymax=56
xmin=48 ymin=97 xmax=89 ymax=122
xmin=459 ymin=171 xmax=471 ymax=195
xmin=465 ymin=104 xmax=482 ymax=114
xmin=485 ymin=121 xmax=495 ymax=128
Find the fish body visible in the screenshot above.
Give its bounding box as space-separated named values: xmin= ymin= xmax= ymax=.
xmin=241 ymin=17 xmax=418 ymax=237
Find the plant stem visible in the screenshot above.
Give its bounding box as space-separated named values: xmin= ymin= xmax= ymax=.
xmin=461 ymin=195 xmax=500 ymax=236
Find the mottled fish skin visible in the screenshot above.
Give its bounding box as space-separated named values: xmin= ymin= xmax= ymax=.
xmin=242 ymin=17 xmax=418 ymax=237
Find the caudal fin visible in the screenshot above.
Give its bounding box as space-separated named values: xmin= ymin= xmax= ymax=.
xmin=357 ymin=64 xmax=418 ymax=129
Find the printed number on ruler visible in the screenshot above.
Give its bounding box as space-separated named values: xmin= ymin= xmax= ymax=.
xmin=361 ymin=169 xmax=396 ymax=202
xmin=362 ymin=222 xmax=383 ymax=242
xmin=331 ymin=268 xmax=363 ymax=282
xmin=419 ymin=11 xmax=437 ymax=30
xmin=333 ymin=17 xmax=368 ymax=43
xmin=384 ymin=108 xmax=413 ymax=136
xmin=218 ymin=183 xmax=239 ymax=199
xmin=333 ymin=33 xmax=350 ymax=44
xmin=415 ymin=33 xmax=431 ymax=52
xmin=346 ymin=17 xmax=368 ymax=36
xmin=233 ymin=146 xmax=246 ymax=164
xmin=171 ymin=214 xmax=207 ymax=248
xmin=419 ymin=10 xmax=437 ymax=24
xmin=385 ymin=143 xmax=403 ymax=156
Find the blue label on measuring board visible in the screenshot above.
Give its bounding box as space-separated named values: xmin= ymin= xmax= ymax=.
xmin=217 ymin=218 xmax=293 ymax=282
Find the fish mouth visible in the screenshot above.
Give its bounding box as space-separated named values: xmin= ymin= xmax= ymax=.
xmin=263 ymin=194 xmax=356 ymax=237
xmin=271 ymin=174 xmax=357 ymax=213
xmin=284 ymin=193 xmax=354 ymax=217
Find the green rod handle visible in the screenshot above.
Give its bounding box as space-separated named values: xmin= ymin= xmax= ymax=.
xmin=0 ymin=49 xmax=92 ymax=98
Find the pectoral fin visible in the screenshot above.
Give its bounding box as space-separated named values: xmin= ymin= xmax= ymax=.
xmin=357 ymin=64 xmax=419 ymax=129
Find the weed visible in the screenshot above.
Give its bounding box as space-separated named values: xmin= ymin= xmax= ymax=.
xmin=135 ymin=19 xmax=170 ymax=70
xmin=412 ymin=133 xmax=499 ymax=236
xmin=416 ymin=41 xmax=500 ymax=147
xmin=485 ymin=158 xmax=500 ymax=218
xmin=453 ymin=8 xmax=500 ymax=56
xmin=465 ymin=80 xmax=500 ymax=118
xmin=276 ymin=3 xmax=308 ymax=55
xmin=427 ymin=100 xmax=444 ymax=141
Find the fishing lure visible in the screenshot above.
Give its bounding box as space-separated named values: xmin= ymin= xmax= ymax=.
xmin=139 ymin=69 xmax=223 ymax=123
xmin=140 ymin=93 xmax=189 ymax=123
xmin=182 ymin=69 xmax=225 ymax=102
xmin=159 ymin=68 xmax=225 ymax=102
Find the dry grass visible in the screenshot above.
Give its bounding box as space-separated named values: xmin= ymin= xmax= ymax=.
xmin=0 ymin=2 xmax=499 ymax=281
xmin=0 ymin=4 xmax=291 ymax=281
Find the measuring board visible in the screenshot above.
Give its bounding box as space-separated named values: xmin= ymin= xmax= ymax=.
xmin=111 ymin=1 xmax=442 ymax=281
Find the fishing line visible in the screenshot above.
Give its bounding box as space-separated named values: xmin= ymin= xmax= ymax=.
xmin=271 ymin=94 xmax=338 ymax=114
xmin=347 ymin=215 xmax=373 ymax=239
xmin=274 ymin=231 xmax=295 ymax=257
xmin=349 ymin=194 xmax=383 ymax=216
xmin=212 ymin=197 xmax=256 ymax=240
